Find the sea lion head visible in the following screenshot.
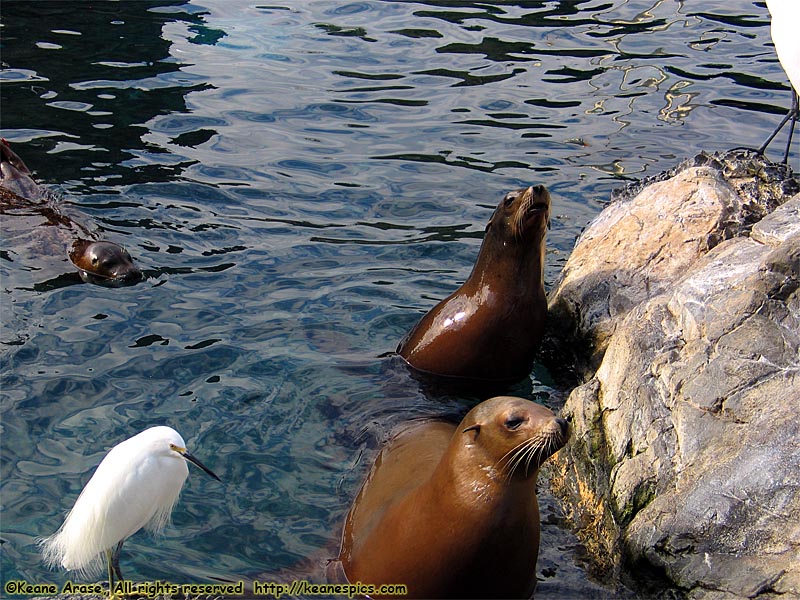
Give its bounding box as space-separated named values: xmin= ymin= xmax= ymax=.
xmin=486 ymin=184 xmax=551 ymax=244
xmin=460 ymin=396 xmax=568 ymax=480
xmin=69 ymin=239 xmax=143 ymax=285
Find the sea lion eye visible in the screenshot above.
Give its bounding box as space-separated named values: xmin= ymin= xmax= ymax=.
xmin=503 ymin=194 xmax=516 ymax=207
xmin=91 ymin=257 xmax=99 ymax=265
xmin=505 ymin=416 xmax=526 ymax=431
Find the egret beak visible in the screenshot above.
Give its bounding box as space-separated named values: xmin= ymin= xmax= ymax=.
xmin=170 ymin=444 xmax=221 ymax=481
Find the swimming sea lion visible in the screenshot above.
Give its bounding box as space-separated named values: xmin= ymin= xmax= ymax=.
xmin=1 ymin=139 xmax=142 ymax=285
xmin=69 ymin=239 xmax=141 ymax=284
xmin=397 ymin=185 xmax=550 ymax=383
xmin=339 ymin=396 xmax=569 ymax=599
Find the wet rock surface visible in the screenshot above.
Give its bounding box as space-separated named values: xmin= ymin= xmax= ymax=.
xmin=546 ymin=150 xmax=800 ymax=598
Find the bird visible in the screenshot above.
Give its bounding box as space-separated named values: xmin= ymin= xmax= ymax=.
xmin=760 ymin=0 xmax=800 ymax=163
xmin=39 ymin=426 xmax=220 ymax=595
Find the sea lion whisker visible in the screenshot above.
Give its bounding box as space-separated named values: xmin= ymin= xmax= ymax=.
xmin=523 ymin=443 xmax=544 ymax=477
xmin=534 ymin=432 xmax=567 ymax=469
xmin=521 ymin=439 xmax=550 ymax=478
xmin=537 ymin=435 xmax=558 ymax=462
xmin=503 ymin=437 xmax=544 ymax=481
xmin=507 ymin=448 xmax=531 ymax=479
xmin=505 ymin=452 xmax=528 ymax=481
xmin=511 ymin=187 xmax=533 ymax=240
xmin=499 ymin=437 xmax=536 ymax=472
xmin=498 ymin=437 xmax=532 ymax=465
xmin=498 ymin=439 xmax=531 ymax=480
xmin=513 ymin=450 xmax=539 ymax=480
xmin=492 ymin=421 xmax=567 ymax=481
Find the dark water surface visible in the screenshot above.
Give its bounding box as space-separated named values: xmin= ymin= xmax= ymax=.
xmin=1 ymin=0 xmax=795 ymax=597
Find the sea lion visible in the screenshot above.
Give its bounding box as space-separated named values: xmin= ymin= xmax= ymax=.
xmin=1 ymin=139 xmax=142 ymax=285
xmin=69 ymin=239 xmax=141 ymax=284
xmin=339 ymin=396 xmax=569 ymax=599
xmin=397 ymin=185 xmax=550 ymax=383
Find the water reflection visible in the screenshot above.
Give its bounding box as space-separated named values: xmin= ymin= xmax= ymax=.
xmin=0 ymin=0 xmax=220 ymax=186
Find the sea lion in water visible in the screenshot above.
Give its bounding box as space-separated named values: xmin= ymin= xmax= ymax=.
xmin=0 ymin=139 xmax=142 ymax=284
xmin=397 ymin=185 xmax=550 ymax=383
xmin=339 ymin=396 xmax=569 ymax=599
xmin=68 ymin=239 xmax=140 ymax=285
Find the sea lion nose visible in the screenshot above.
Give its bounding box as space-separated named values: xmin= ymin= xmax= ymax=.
xmin=555 ymin=418 xmax=569 ymax=438
xmin=532 ymin=184 xmax=545 ymax=195
xmin=123 ymin=268 xmax=143 ymax=282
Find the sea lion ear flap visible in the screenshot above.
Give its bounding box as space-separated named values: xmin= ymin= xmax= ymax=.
xmin=68 ymin=239 xmax=83 ymax=262
xmin=463 ymin=424 xmax=481 ymax=439
xmin=69 ymin=238 xmax=90 ymax=262
xmin=485 ymin=219 xmax=493 ymax=232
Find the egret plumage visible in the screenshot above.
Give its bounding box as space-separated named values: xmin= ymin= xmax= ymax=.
xmin=760 ymin=0 xmax=800 ymax=163
xmin=39 ymin=426 xmax=220 ymax=593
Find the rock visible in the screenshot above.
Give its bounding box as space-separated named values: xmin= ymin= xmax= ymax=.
xmin=547 ymin=150 xmax=800 ymax=598
xmin=547 ymin=150 xmax=798 ymax=373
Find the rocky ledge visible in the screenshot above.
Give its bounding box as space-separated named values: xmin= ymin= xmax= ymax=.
xmin=546 ymin=150 xmax=800 ymax=598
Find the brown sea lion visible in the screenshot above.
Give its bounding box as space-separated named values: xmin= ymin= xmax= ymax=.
xmin=339 ymin=396 xmax=569 ymax=599
xmin=69 ymin=239 xmax=141 ymax=284
xmin=1 ymin=139 xmax=142 ymax=285
xmin=397 ymin=185 xmax=550 ymax=383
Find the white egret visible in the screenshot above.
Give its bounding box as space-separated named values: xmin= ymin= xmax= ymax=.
xmin=760 ymin=0 xmax=800 ymax=163
xmin=39 ymin=426 xmax=220 ymax=594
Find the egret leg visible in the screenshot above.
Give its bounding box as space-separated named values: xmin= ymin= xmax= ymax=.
xmin=760 ymin=90 xmax=799 ymax=163
xmin=759 ymin=109 xmax=793 ymax=155
xmin=105 ymin=541 xmax=124 ymax=598
xmin=781 ymin=91 xmax=798 ymax=164
xmin=111 ymin=540 xmax=124 ymax=583
xmin=105 ymin=548 xmax=115 ymax=597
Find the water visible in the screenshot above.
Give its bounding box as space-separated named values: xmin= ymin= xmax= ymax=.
xmin=0 ymin=0 xmax=795 ymax=596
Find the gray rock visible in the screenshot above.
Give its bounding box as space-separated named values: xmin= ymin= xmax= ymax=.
xmin=548 ymin=151 xmax=798 ymax=373
xmin=547 ymin=150 xmax=800 ymax=598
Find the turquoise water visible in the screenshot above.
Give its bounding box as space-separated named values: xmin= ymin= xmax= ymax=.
xmin=1 ymin=0 xmax=795 ymax=596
